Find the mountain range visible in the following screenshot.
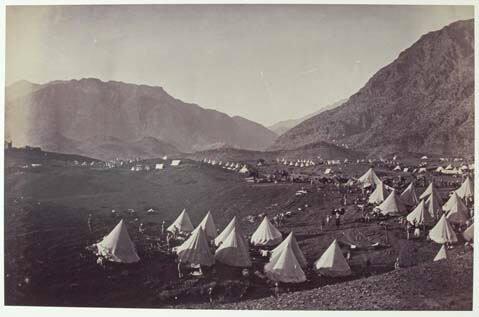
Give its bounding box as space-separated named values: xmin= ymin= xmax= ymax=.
xmin=268 ymin=99 xmax=346 ymax=136
xmin=270 ymin=19 xmax=474 ymax=157
xmin=5 ymin=78 xmax=277 ymax=160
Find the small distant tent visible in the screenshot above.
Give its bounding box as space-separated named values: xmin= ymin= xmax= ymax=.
xmin=406 ymin=200 xmax=434 ymax=226
xmin=270 ymin=232 xmax=307 ymax=268
xmin=167 ymin=209 xmax=194 ymax=233
xmin=215 ymin=227 xmax=251 ymax=267
xmin=377 ymin=189 xmax=406 ymax=215
xmin=421 ymin=156 xmax=428 ymax=160
xmin=357 ymin=168 xmax=381 ymax=188
xmin=456 ymin=177 xmax=473 ymax=200
xmin=368 ymin=181 xmax=390 ymax=204
xmin=214 ymin=216 xmax=237 ymax=247
xmin=393 ymin=165 xmax=401 ymax=171
xmin=433 ymin=245 xmax=447 ymax=262
xmin=155 ymin=164 xmax=164 ymax=170
xmin=314 ymin=239 xmax=352 ymax=277
xmin=324 ymin=168 xmax=332 ymax=175
xmin=436 ymin=167 xmax=444 ymax=173
xmin=162 ymin=156 xmax=168 ymax=160
xmin=445 ymin=164 xmax=453 ymax=170
xmin=463 ymin=223 xmax=474 ymax=242
xmin=250 ymin=216 xmax=282 ymax=247
xmin=400 ymin=183 xmax=419 ymax=207
xmin=96 ymin=220 xmax=140 ymax=263
xmin=264 ymin=245 xmax=306 ymax=283
xmin=176 ymin=228 xmax=215 ymax=266
xmin=171 ymin=160 xmax=181 ymax=166
xmin=239 ymin=165 xmax=249 ymax=174
xmin=443 ymin=192 xmax=469 ymax=225
xmin=403 ymin=168 xmax=409 ymax=173
xmin=428 ymin=214 xmax=458 ymax=244
xmin=425 ymin=191 xmax=443 ymax=220
xmin=194 ymin=211 xmax=217 ymax=240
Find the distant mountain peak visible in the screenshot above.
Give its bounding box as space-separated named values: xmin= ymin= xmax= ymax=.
xmin=270 ymin=19 xmax=473 ymax=157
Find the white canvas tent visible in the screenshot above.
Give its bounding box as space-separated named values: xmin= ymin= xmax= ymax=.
xmin=443 ymin=192 xmax=469 ymax=225
xmin=167 ymin=209 xmax=194 ymax=233
xmin=406 ymin=200 xmax=434 ymax=226
xmin=155 ymin=163 xmax=164 ymax=170
xmin=270 ymin=232 xmax=307 ymax=268
xmin=239 ymin=165 xmax=249 ymax=174
xmin=463 ymin=223 xmax=474 ymax=242
xmin=250 ymin=216 xmax=282 ymax=247
xmin=433 ymin=245 xmax=447 ymax=261
xmin=176 ymin=228 xmax=215 ymax=266
xmin=419 ymin=182 xmax=441 ymax=201
xmin=194 ymin=211 xmax=217 ymax=240
xmin=368 ymin=181 xmax=390 ymax=204
xmin=400 ymin=183 xmax=419 ymax=207
xmin=377 ymin=189 xmax=406 ymax=215
xmin=96 ymin=220 xmax=140 ymax=263
xmin=357 ymin=168 xmax=381 ymax=188
xmin=171 ymin=160 xmax=181 ymax=166
xmin=425 ymin=191 xmax=443 ymax=220
xmin=214 ymin=216 xmax=237 ymax=246
xmin=264 ymin=245 xmax=306 ymax=283
xmin=215 ymin=227 xmax=251 ymax=267
xmin=456 ymin=177 xmax=473 ymax=200
xmin=314 ymin=239 xmax=352 ymax=277
xmin=428 ymin=214 xmax=458 ymax=244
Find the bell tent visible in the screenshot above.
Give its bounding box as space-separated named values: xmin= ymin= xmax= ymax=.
xmin=270 ymin=232 xmax=307 ymax=268
xmin=264 ymin=245 xmax=306 ymax=283
xmin=176 ymin=227 xmax=215 ymax=266
xmin=215 ymin=227 xmax=252 ymax=267
xmin=428 ymin=214 xmax=458 ymax=244
xmin=314 ymin=239 xmax=352 ymax=277
xmin=167 ymin=209 xmax=194 ymax=233
xmin=96 ymin=219 xmax=140 ymax=263
xmin=250 ymin=216 xmax=282 ymax=247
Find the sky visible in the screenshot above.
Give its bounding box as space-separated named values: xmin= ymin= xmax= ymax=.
xmin=6 ymin=4 xmax=474 ymax=126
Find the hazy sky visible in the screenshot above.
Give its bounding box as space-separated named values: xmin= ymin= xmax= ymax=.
xmin=6 ymin=5 xmax=474 ymax=126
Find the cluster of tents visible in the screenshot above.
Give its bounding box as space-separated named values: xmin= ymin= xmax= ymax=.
xmin=277 ymin=158 xmax=316 ymax=168
xmin=95 ymin=209 xmax=353 ymax=283
xmin=129 ymin=160 xmax=181 ymax=172
xmin=356 ymin=168 xmax=474 ymax=260
xmin=202 ymin=159 xmax=250 ymax=174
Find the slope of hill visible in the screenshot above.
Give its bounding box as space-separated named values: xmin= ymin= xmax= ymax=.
xmin=271 ymin=20 xmax=474 ymax=157
xmin=268 ymin=99 xmax=346 ymax=136
xmin=5 ymin=78 xmax=277 ymax=159
xmin=187 ymin=141 xmax=363 ymax=162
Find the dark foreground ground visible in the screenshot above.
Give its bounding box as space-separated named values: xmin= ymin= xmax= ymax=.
xmin=4 ymin=150 xmax=473 ymax=309
xmin=177 ymin=250 xmax=473 ymax=310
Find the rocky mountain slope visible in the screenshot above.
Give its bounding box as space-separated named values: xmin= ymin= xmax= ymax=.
xmin=5 ymin=78 xmax=277 ymax=159
xmin=268 ymin=99 xmax=346 ymax=136
xmin=271 ymin=20 xmax=474 ymax=157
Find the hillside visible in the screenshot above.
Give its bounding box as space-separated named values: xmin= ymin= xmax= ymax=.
xmin=271 ymin=20 xmax=474 ymax=157
xmin=187 ymin=141 xmax=364 ymax=162
xmin=5 ymin=78 xmax=277 ymax=159
xmin=268 ymin=99 xmax=346 ymax=136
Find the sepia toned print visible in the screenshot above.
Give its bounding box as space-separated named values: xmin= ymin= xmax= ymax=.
xmin=3 ymin=4 xmax=475 ymax=310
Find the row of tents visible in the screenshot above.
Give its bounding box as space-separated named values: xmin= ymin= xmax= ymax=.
xmin=129 ymin=160 xmax=181 ymax=172
xmin=95 ymin=210 xmax=353 ymax=283
xmin=357 ymin=168 xmax=474 ymax=252
xmin=202 ymin=159 xmax=250 ymax=174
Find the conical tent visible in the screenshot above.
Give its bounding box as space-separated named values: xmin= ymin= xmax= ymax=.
xmin=215 ymin=227 xmax=251 ymax=267
xmin=176 ymin=228 xmax=215 ymax=266
xmin=167 ymin=209 xmax=194 ymax=233
xmin=194 ymin=211 xmax=217 ymax=240
xmin=271 ymin=232 xmax=307 ymax=267
xmin=214 ymin=216 xmax=237 ymax=247
xmin=433 ymin=245 xmax=447 ymax=261
xmin=463 ymin=223 xmax=474 ymax=242
xmin=443 ymin=192 xmax=469 ymax=224
xmin=357 ymin=168 xmax=381 ymax=188
xmin=456 ymin=176 xmax=474 ymax=199
xmin=264 ymin=245 xmax=306 ymax=283
xmin=96 ymin=220 xmax=140 ymax=263
xmin=419 ymin=182 xmax=441 ymax=201
xmin=428 ymin=214 xmax=458 ymax=244
xmin=377 ymin=189 xmax=406 ymax=216
xmin=400 ymin=183 xmax=419 ymax=206
xmin=425 ymin=191 xmax=443 ymax=220
xmin=368 ymin=181 xmax=390 ymax=204
xmin=250 ymin=216 xmax=282 ymax=247
xmin=406 ymin=200 xmax=434 ymax=226
xmin=314 ymin=239 xmax=352 ymax=277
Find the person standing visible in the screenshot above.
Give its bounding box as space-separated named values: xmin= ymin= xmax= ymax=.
xmin=87 ymin=213 xmax=93 ymax=233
